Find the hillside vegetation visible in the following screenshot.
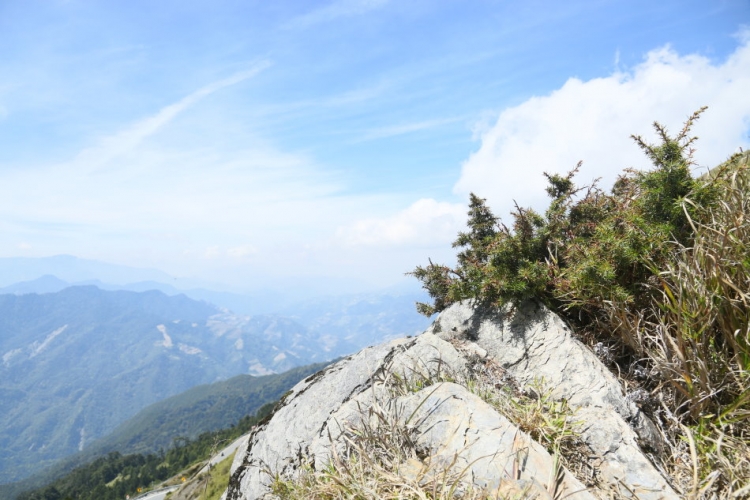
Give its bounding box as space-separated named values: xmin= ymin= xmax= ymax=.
xmin=411 ymin=108 xmax=750 ymax=496
xmin=92 ymin=361 xmax=334 ymax=456
xmin=16 ymin=404 xmax=273 ymax=500
xmin=2 ymin=361 xmax=332 ymax=500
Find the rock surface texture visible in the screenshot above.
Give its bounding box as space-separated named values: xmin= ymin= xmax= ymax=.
xmin=224 ymin=300 xmax=679 ymax=499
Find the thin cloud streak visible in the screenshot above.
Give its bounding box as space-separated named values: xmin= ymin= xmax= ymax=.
xmin=71 ymin=62 xmax=271 ymax=171
xmin=356 ymin=117 xmax=462 ymax=142
xmin=249 ymin=81 xmax=391 ymax=126
xmin=285 ymin=0 xmax=390 ymax=29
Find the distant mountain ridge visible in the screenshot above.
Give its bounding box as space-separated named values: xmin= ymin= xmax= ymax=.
xmin=0 ymin=281 xmax=430 ymax=485
xmin=0 ymin=272 xmax=286 ymax=316
xmin=0 ymin=255 xmax=427 ymax=314
xmin=0 ymin=286 xmax=323 ymax=483
xmin=0 ymin=255 xmax=176 ymax=288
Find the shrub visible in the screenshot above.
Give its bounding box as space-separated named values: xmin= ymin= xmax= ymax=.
xmin=410 ymin=108 xmax=750 ymax=496
xmin=410 ymin=108 xmax=713 ymax=337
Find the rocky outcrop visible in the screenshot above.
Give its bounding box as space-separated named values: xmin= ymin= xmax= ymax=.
xmin=224 ymin=300 xmax=679 ymax=499
xmin=429 ymin=301 xmax=673 ymax=498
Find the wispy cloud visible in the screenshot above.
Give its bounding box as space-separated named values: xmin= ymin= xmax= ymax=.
xmin=250 ymin=81 xmax=390 ymax=124
xmin=285 ymin=0 xmax=390 ymax=29
xmin=357 ymin=117 xmax=461 ymax=141
xmin=71 ymin=62 xmax=271 ymax=171
xmin=0 ymin=58 xmax=359 ymax=271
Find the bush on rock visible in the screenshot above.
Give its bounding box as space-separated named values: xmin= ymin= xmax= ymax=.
xmin=410 ymin=108 xmax=750 ymax=496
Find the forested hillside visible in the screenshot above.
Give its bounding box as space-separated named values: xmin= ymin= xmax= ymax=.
xmin=1 ymin=360 xmax=332 ymax=499
xmin=91 ymin=361 xmax=334 ymax=455
xmin=16 ymin=404 xmax=273 ymax=500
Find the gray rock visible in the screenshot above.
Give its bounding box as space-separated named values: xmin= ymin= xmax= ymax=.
xmin=226 ymin=336 xmax=414 ymax=498
xmin=225 ymin=300 xmax=679 ymax=500
xmin=429 ymin=300 xmax=677 ymax=499
xmin=393 ymin=382 xmax=595 ymax=499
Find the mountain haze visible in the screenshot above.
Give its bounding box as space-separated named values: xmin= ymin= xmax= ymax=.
xmin=0 ymin=286 xmax=323 ymax=483
xmin=0 ymin=256 xmax=176 ymax=288
xmin=0 ymin=361 xmax=332 ymax=500
xmin=0 ymin=279 xmax=430 ymax=485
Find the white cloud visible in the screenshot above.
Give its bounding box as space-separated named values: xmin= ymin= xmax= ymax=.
xmin=337 ymin=198 xmax=465 ymax=247
xmin=455 ymin=36 xmax=750 ymax=219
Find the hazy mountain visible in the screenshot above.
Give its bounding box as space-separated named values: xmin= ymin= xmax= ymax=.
xmin=0 ymin=286 xmax=329 ymax=483
xmin=280 ymin=292 xmax=431 ymax=356
xmin=0 ymin=361 xmax=332 ymax=499
xmin=0 ymin=256 xmax=375 ymax=308
xmin=0 ymin=255 xmax=176 ymax=288
xmin=0 ymin=275 xmax=432 ymax=355
xmin=0 ymin=273 xmax=294 ymax=316
xmin=0 ymin=255 xmax=429 ymax=311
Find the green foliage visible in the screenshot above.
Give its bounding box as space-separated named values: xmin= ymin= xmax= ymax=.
xmin=410 ymin=109 xmax=750 ymax=496
xmin=16 ymin=404 xmax=274 ymax=500
xmin=410 ymin=108 xmax=712 ymax=328
xmin=411 ymin=194 xmax=553 ymax=314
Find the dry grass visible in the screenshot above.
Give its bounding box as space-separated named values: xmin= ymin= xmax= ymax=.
xmin=651 ymin=153 xmax=750 ymax=497
xmin=267 ymin=391 xmax=509 ymax=499
xmin=600 ymin=152 xmax=750 ymax=498
xmin=461 ymin=354 xmax=590 ymax=489
xmin=266 ymin=358 xmax=582 ymax=500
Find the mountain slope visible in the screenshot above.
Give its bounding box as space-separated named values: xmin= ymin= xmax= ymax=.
xmin=1 ymin=360 xmax=331 ymax=500
xmin=0 ymin=287 xmax=327 ymax=483
xmin=90 ymin=361 xmax=334 ymax=455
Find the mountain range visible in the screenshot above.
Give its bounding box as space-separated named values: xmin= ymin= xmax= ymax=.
xmin=0 ymin=286 xmax=311 ymax=483
xmin=0 ymin=260 xmax=430 ymax=486
xmin=0 ymin=361 xmax=332 ymax=499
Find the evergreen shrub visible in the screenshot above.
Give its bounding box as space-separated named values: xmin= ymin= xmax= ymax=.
xmin=410 ymin=108 xmax=750 ymax=495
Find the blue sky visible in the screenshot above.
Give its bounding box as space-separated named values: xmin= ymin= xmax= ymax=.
xmin=0 ymin=0 xmax=748 ymax=294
